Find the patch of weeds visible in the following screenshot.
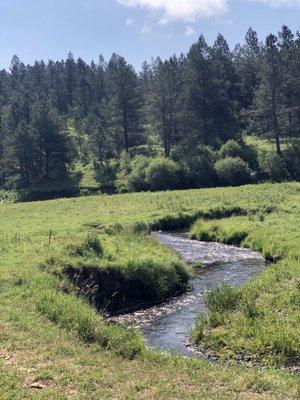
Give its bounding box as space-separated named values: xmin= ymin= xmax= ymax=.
xmin=205 ymin=284 xmax=241 ymax=313
xmin=71 ymin=232 xmax=103 ymax=257
xmin=193 ymin=262 xmax=203 ymax=271
xmin=244 ymin=372 xmax=274 ymax=393
xmin=241 ymin=300 xmax=262 ymax=319
xmin=208 ymin=311 xmax=226 ymax=328
xmin=129 ymin=221 xmax=150 ymax=234
xmin=191 ymin=314 xmax=207 ymax=345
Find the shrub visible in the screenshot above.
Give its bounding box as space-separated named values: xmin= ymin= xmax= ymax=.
xmin=94 ymin=160 xmax=117 ymax=190
xmin=220 ymin=140 xmax=243 ymax=159
xmin=126 ymin=156 xmax=151 ymax=192
xmin=258 ymin=151 xmax=289 ymax=182
xmin=179 ymin=150 xmax=218 ymax=189
xmin=283 ymin=139 xmax=300 ymax=180
xmin=241 ymin=142 xmax=259 ymax=171
xmin=127 ymin=145 xmax=158 ymax=158
xmin=220 ymin=140 xmax=258 ymax=171
xmin=215 ymin=157 xmax=253 ymax=186
xmin=145 ymin=158 xmax=179 ymax=191
xmin=0 ymin=189 xmax=19 ymax=204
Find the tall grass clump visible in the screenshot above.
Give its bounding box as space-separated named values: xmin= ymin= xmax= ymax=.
xmin=205 ymin=284 xmax=241 ymax=313
xmin=74 ymin=232 xmax=103 ymax=257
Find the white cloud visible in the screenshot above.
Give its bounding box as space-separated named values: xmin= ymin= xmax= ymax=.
xmin=141 ymin=22 xmax=151 ymax=34
xmin=185 ymin=26 xmax=196 ymax=36
xmin=253 ymin=0 xmax=300 ymax=5
xmin=117 ymin=0 xmax=228 ymax=22
xmin=126 ymin=18 xmax=135 ymax=26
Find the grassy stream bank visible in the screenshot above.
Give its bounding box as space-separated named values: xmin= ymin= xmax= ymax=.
xmin=0 ymin=182 xmax=299 ymax=399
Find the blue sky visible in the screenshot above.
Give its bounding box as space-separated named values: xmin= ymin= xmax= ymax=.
xmin=0 ymin=0 xmax=299 ymax=71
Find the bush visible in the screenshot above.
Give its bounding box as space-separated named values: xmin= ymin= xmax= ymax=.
xmin=258 ymin=151 xmax=289 ymax=182
xmin=215 ymin=157 xmax=253 ymax=186
xmin=283 ymin=139 xmax=300 ymax=180
xmin=220 ymin=140 xmax=243 ymax=159
xmin=116 ymin=155 xmax=151 ymax=193
xmin=178 ymin=146 xmax=218 ymax=189
xmin=220 ymin=139 xmax=258 ymax=170
xmin=0 ymin=189 xmax=19 ymax=204
xmin=126 ymin=156 xmax=151 ymax=192
xmin=145 ymin=158 xmax=179 ymax=191
xmin=94 ymin=160 xmax=117 ymax=190
xmin=127 ymin=145 xmax=158 ymax=158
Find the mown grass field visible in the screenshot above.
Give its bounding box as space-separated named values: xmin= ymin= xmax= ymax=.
xmin=0 ymin=182 xmax=299 ymax=399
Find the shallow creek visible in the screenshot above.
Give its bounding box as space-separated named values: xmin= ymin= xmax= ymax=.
xmin=111 ymin=231 xmax=266 ymax=357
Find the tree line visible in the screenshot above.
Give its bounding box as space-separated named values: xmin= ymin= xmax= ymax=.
xmin=0 ymin=26 xmax=299 ymax=192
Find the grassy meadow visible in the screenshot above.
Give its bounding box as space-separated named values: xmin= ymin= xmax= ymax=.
xmin=0 ymin=182 xmax=300 ymax=399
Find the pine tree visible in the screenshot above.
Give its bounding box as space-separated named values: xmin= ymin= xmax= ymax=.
xmin=106 ymin=54 xmax=143 ymax=152
xmin=185 ymin=35 xmax=215 ymax=145
xmin=211 ymin=34 xmax=240 ymax=141
xmin=150 ymin=56 xmax=183 ymax=157
xmin=249 ymin=34 xmax=283 ymax=155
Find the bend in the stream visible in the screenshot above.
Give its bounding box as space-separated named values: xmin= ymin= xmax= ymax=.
xmin=112 ymin=231 xmax=266 ymax=357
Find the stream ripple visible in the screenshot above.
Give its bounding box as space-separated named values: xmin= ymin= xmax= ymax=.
xmin=111 ymin=231 xmax=266 ymax=356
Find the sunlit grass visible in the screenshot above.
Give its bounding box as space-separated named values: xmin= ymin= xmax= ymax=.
xmin=0 ymin=182 xmax=299 ymax=398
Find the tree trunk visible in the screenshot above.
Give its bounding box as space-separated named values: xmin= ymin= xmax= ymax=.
xmin=123 ymin=109 xmax=129 ymax=152
xmin=270 ymin=58 xmax=282 ymax=156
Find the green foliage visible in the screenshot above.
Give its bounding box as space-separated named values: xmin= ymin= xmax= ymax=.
xmin=45 ymin=232 xmax=190 ymax=311
xmin=258 ymin=151 xmax=289 ymax=182
xmin=0 ymin=189 xmax=19 ymax=203
xmin=220 ymin=140 xmax=244 ymax=159
xmin=1 ymin=27 xmax=300 ymax=200
xmin=220 ymin=140 xmax=258 ymax=171
xmin=178 ymin=146 xmax=218 ymax=189
xmin=191 ymin=314 xmax=207 ymax=344
xmin=205 ymin=284 xmax=241 ymax=312
xmin=79 ymin=232 xmax=103 ymax=257
xmin=145 ymin=158 xmax=179 ymax=191
xmin=94 ymin=160 xmax=117 ymax=190
xmin=126 ymin=156 xmax=151 ymax=192
xmin=190 ymin=217 xmax=251 ymax=245
xmin=283 ymin=139 xmax=300 ymax=180
xmin=215 ymin=157 xmax=254 ymax=186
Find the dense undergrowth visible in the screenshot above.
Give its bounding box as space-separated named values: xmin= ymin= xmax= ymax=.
xmin=0 ymin=182 xmax=299 ymax=398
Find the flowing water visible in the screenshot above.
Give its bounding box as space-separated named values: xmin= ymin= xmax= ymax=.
xmin=111 ymin=231 xmax=266 ymax=357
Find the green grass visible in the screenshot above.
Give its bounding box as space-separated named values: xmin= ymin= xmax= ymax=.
xmin=43 ymin=231 xmax=190 ymax=312
xmin=244 ymin=135 xmax=291 ymax=153
xmin=190 ymin=193 xmax=300 ymax=366
xmin=0 ymin=182 xmax=299 ymax=398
